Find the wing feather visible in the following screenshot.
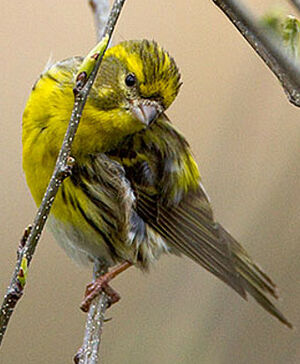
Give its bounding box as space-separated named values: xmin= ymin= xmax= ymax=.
xmin=107 ymin=115 xmax=292 ymax=328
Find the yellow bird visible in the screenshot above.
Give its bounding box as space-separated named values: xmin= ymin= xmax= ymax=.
xmin=22 ymin=40 xmax=291 ymax=327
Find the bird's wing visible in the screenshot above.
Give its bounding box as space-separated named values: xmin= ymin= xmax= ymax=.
xmin=108 ymin=115 xmax=292 ymax=327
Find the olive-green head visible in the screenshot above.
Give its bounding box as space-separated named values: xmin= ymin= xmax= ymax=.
xmin=93 ymin=39 xmax=182 ymax=126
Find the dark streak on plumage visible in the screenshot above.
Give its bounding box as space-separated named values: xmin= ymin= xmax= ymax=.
xmin=39 ymin=126 xmax=47 ymax=134
xmin=61 ymin=185 xmax=67 ymax=204
xmin=76 ymin=199 xmax=118 ymax=259
xmin=70 ymin=162 xmax=119 ymax=231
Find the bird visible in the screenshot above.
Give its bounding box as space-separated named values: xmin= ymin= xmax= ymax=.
xmin=22 ymin=39 xmax=292 ymax=327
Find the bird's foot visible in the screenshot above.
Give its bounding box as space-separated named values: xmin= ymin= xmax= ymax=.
xmin=80 ymin=261 xmax=131 ymax=312
xmin=80 ymin=280 xmax=120 ymax=312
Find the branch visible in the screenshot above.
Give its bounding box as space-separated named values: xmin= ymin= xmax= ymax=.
xmin=290 ymin=0 xmax=300 ymax=13
xmin=89 ymin=0 xmax=110 ymax=42
xmin=212 ymin=0 xmax=300 ymax=106
xmin=74 ymin=262 xmax=110 ymax=364
xmin=0 ymin=0 xmax=126 ymax=348
xmin=74 ymin=2 xmax=125 ymax=362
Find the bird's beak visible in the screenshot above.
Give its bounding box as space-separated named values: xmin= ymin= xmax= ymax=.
xmin=131 ymin=101 xmax=161 ymax=126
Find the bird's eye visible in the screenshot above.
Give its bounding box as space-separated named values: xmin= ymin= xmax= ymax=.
xmin=125 ymin=73 xmax=136 ymax=87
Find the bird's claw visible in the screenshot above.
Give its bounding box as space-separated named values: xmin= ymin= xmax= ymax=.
xmin=80 ymin=279 xmax=120 ymax=312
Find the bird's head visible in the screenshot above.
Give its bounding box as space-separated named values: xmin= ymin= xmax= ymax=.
xmin=92 ymin=39 xmax=181 ymax=128
xmin=22 ymin=40 xmax=182 ymax=167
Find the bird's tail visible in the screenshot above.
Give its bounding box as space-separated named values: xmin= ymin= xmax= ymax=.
xmin=218 ymin=224 xmax=292 ymax=328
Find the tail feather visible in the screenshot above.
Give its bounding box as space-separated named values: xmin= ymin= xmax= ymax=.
xmin=219 ymin=225 xmax=293 ymax=328
xmin=135 ymin=185 xmax=292 ymax=328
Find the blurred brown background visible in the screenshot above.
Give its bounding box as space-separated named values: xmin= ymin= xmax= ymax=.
xmin=1 ymin=1 xmax=299 ymax=363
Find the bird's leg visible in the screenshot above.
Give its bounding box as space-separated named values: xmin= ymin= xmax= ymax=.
xmin=80 ymin=261 xmax=132 ymax=312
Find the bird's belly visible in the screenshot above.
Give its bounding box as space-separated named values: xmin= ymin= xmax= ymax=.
xmin=48 ymin=210 xmax=172 ymax=269
xmin=48 ymin=215 xmax=115 ymax=266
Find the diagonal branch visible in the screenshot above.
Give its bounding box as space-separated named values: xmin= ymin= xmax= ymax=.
xmin=89 ymin=0 xmax=110 ymax=42
xmin=290 ymin=0 xmax=300 ymax=13
xmin=212 ymin=0 xmax=300 ymax=106
xmin=0 ymin=0 xmax=126 ymax=348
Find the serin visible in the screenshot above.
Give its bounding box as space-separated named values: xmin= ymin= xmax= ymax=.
xmin=22 ymin=40 xmax=291 ymax=327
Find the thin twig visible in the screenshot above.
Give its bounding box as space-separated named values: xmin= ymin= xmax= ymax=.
xmin=89 ymin=0 xmax=110 ymax=42
xmin=290 ymin=0 xmax=300 ymax=13
xmin=74 ymin=262 xmax=110 ymax=364
xmin=212 ymin=0 xmax=300 ymax=106
xmin=0 ymin=0 xmax=126 ymax=348
xmin=74 ymin=2 xmax=120 ymax=362
xmin=75 ymin=1 xmax=127 ymax=362
xmin=76 ymin=293 xmax=110 ymax=364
